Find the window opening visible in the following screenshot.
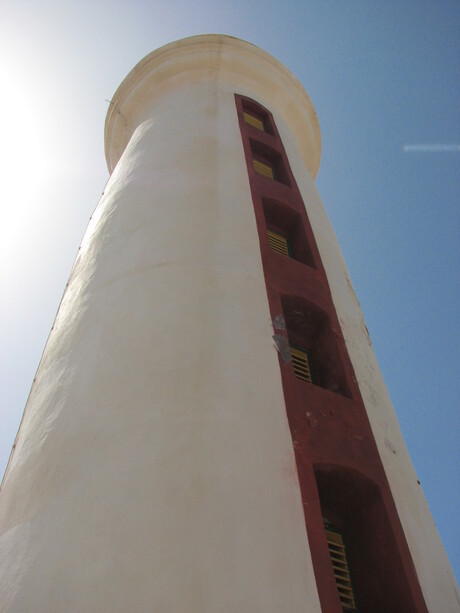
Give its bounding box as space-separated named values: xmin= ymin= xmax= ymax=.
xmin=250 ymin=140 xmax=290 ymax=186
xmin=263 ymin=199 xmax=315 ymax=268
xmin=314 ymin=468 xmax=420 ymax=612
xmin=239 ymin=96 xmax=274 ymax=134
xmin=281 ymin=295 xmax=351 ymax=397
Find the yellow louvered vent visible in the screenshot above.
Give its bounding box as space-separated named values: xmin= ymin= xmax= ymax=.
xmin=268 ymin=230 xmax=290 ymax=257
xmin=253 ymin=158 xmax=274 ymax=179
xmin=325 ymin=528 xmax=357 ymax=611
xmin=290 ymin=346 xmax=313 ymax=383
xmin=244 ymin=111 xmax=265 ymax=131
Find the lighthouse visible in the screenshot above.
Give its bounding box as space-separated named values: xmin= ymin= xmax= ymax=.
xmin=0 ymin=35 xmax=457 ymax=612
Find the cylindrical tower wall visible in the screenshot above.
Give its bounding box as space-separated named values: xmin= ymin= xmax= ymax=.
xmin=0 ymin=44 xmax=322 ymax=612
xmin=0 ymin=35 xmax=457 ymax=612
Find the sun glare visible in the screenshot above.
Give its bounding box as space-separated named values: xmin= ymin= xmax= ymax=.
xmin=0 ymin=66 xmax=54 ymax=265
xmin=0 ymin=75 xmax=51 ymax=195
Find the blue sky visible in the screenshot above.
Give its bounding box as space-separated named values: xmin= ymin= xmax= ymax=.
xmin=1 ymin=0 xmax=459 ymax=582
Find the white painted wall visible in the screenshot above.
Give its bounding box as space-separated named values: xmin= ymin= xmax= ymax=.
xmin=0 ymin=38 xmax=322 ymax=613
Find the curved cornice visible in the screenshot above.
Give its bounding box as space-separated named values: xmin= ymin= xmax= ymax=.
xmin=104 ymin=34 xmax=321 ymax=179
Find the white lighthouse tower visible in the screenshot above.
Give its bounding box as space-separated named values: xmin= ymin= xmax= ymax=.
xmin=0 ymin=35 xmax=458 ymax=612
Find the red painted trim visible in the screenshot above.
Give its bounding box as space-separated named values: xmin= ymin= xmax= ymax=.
xmin=235 ymin=94 xmax=428 ymax=613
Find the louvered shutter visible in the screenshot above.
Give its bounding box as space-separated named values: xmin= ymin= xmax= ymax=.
xmin=267 ymin=230 xmax=290 ymax=256
xmin=325 ymin=528 xmax=357 ymax=611
xmin=253 ymin=158 xmax=274 ymax=179
xmin=290 ymin=346 xmax=313 ymax=383
xmin=244 ymin=112 xmax=264 ymax=131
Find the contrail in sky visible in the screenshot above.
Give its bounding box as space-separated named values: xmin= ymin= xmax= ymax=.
xmin=403 ymin=144 xmax=460 ymax=153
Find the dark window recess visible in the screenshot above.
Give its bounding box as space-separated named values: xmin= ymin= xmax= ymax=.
xmin=281 ymin=296 xmax=350 ymax=397
xmin=241 ymin=98 xmax=274 ymax=134
xmin=263 ymin=199 xmax=315 ymax=267
xmin=250 ymin=139 xmax=290 ymax=186
xmin=315 ymin=466 xmax=420 ymax=613
xmin=281 ymin=295 xmax=350 ymax=397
